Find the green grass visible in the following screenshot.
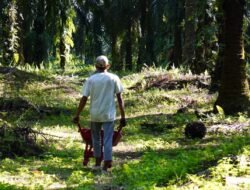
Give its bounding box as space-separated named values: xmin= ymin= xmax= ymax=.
xmin=113 ymin=136 xmax=249 ymax=189
xmin=0 ymin=135 xmax=94 ymax=189
xmin=0 ymin=64 xmax=249 ymax=189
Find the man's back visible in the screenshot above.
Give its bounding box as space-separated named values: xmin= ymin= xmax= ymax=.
xmin=82 ymin=72 xmax=123 ymax=122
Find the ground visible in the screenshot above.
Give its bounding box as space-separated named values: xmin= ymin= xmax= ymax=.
xmin=0 ymin=65 xmax=249 ymax=190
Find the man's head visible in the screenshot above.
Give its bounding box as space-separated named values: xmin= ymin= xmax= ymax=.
xmin=95 ymin=55 xmax=110 ymax=71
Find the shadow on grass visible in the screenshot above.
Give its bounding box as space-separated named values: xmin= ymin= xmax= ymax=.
xmin=0 ymin=66 xmax=48 ymax=83
xmin=1 ymin=100 xmax=73 ymax=116
xmin=114 ymin=149 xmax=145 ymax=160
xmin=39 ymin=165 xmax=78 ymax=180
xmin=2 ymin=103 xmax=75 ymax=127
xmin=0 ymin=67 xmax=49 ymax=100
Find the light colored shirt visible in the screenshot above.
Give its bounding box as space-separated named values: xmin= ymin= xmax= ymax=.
xmin=82 ymin=71 xmax=123 ymax=122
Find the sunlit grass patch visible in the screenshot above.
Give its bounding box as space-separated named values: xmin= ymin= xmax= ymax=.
xmin=113 ymin=136 xmax=250 ymax=190
xmin=18 ymin=78 xmax=79 ymax=108
xmin=0 ymin=182 xmax=26 ymax=190
xmin=0 ymin=130 xmax=95 ymax=189
xmin=166 ymin=145 xmax=250 ymax=190
xmin=0 ymin=157 xmax=60 ymax=189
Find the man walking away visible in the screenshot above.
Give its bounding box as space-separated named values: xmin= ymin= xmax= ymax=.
xmin=73 ymin=55 xmax=126 ymax=172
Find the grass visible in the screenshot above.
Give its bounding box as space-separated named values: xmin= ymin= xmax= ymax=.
xmin=113 ymin=136 xmax=249 ymax=189
xmin=0 ymin=64 xmax=249 ymax=189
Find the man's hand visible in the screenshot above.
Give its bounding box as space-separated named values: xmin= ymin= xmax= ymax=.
xmin=120 ymin=118 xmax=126 ymax=127
xmin=72 ymin=116 xmax=79 ymax=124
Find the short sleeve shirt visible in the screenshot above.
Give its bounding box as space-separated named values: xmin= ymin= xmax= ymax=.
xmin=82 ymin=71 xmax=123 ymax=122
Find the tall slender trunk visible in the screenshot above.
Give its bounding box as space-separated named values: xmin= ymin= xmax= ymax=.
xmin=93 ymin=14 xmax=103 ymax=56
xmin=145 ymin=0 xmax=155 ymax=66
xmin=111 ymin=33 xmax=120 ymax=70
xmin=34 ymin=0 xmax=46 ymax=68
xmin=59 ymin=5 xmax=67 ymax=70
xmin=193 ymin=2 xmax=212 ymax=74
xmin=0 ymin=1 xmax=5 ymax=64
xmin=125 ymin=18 xmax=132 ymax=70
xmin=2 ymin=1 xmax=18 ymax=66
xmin=173 ymin=0 xmax=184 ymax=67
xmin=18 ymin=28 xmax=25 ymax=65
xmin=183 ymin=0 xmax=196 ymax=71
xmin=21 ymin=0 xmax=34 ymax=65
xmin=215 ymin=0 xmax=249 ymax=114
xmin=137 ymin=0 xmax=147 ymax=70
xmin=74 ymin=22 xmax=85 ymax=60
xmin=59 ymin=36 xmax=66 ymax=70
xmin=173 ymin=26 xmax=182 ymax=68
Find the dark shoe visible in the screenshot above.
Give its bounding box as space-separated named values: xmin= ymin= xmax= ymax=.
xmin=92 ymin=157 xmax=102 ymax=171
xmin=103 ymin=160 xmax=112 ymax=171
xmin=95 ymin=157 xmax=102 ymax=166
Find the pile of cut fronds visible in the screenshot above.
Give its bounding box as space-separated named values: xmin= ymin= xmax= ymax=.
xmin=0 ymin=119 xmax=47 ymax=158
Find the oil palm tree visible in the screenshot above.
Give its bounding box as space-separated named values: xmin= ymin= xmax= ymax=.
xmin=2 ymin=0 xmax=19 ymax=66
xmin=215 ymin=0 xmax=250 ymax=114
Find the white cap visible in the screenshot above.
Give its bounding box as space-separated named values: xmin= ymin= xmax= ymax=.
xmin=95 ymin=55 xmax=110 ymax=68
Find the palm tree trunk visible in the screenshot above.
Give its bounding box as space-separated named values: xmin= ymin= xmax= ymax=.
xmin=125 ymin=18 xmax=133 ymax=70
xmin=215 ymin=0 xmax=250 ymax=114
xmin=245 ymin=22 xmax=250 ymax=64
xmin=2 ymin=1 xmax=19 ymax=66
xmin=183 ymin=0 xmax=196 ymax=71
xmin=93 ymin=12 xmax=103 ymax=56
xmin=145 ymin=0 xmax=155 ymax=66
xmin=59 ymin=4 xmax=67 ymax=70
xmin=34 ymin=0 xmax=46 ymax=68
xmin=210 ymin=3 xmax=224 ymax=92
xmin=194 ymin=2 xmax=212 ymax=74
xmin=0 ymin=1 xmax=5 ymax=63
xmin=172 ymin=0 xmax=184 ymax=68
xmin=111 ymin=33 xmax=120 ymax=70
xmin=137 ymin=0 xmax=147 ymax=70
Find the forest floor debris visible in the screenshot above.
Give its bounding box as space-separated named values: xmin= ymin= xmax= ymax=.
xmin=128 ymin=73 xmax=210 ymax=91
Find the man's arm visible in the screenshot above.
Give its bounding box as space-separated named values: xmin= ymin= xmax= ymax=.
xmin=73 ymin=96 xmax=88 ymax=123
xmin=116 ymin=93 xmax=126 ymax=126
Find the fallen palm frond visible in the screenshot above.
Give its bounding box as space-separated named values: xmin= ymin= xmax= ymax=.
xmin=0 ymin=120 xmax=53 ymax=158
xmin=128 ymin=73 xmax=210 ymax=91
